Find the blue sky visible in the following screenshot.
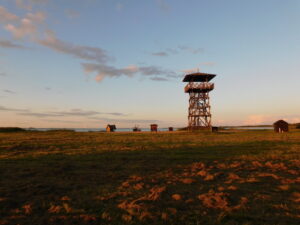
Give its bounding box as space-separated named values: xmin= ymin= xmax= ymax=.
xmin=0 ymin=0 xmax=299 ymax=128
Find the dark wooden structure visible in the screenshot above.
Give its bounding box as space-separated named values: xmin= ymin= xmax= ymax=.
xmin=150 ymin=124 xmax=158 ymax=132
xmin=183 ymin=72 xmax=216 ymax=130
xmin=168 ymin=127 xmax=173 ymax=131
xmin=273 ymin=120 xmax=289 ymax=133
xmin=133 ymin=125 xmax=141 ymax=132
xmin=212 ymin=127 xmax=219 ymax=132
xmin=106 ymin=124 xmax=116 ymax=132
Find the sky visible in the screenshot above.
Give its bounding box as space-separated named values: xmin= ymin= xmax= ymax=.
xmin=0 ymin=0 xmax=299 ymax=128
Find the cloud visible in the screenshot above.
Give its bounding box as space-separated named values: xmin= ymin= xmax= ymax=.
xmin=5 ymin=19 xmax=36 ymax=39
xmin=243 ymin=114 xmax=300 ymax=125
xmin=18 ymin=112 xmax=61 ymax=117
xmin=56 ymin=109 xmax=127 ymax=117
xmin=50 ymin=109 xmax=101 ymax=117
xmin=26 ymin=11 xmax=46 ymax=23
xmin=243 ymin=115 xmax=268 ymax=125
xmin=1 ymin=5 xmax=176 ymax=82
xmin=15 ymin=108 xmax=128 ymax=118
xmin=2 ymin=9 xmax=113 ymax=77
xmin=3 ymin=89 xmax=16 ymax=94
xmin=152 ymin=51 xmax=168 ymax=57
xmin=68 ymin=109 xmax=128 ymax=117
xmin=0 ymin=105 xmax=28 ymax=112
xmin=82 ymin=63 xmax=177 ymax=82
xmin=0 ymin=6 xmax=19 ymax=23
xmin=140 ymin=65 xmax=175 ymax=76
xmin=42 ymin=119 xmax=86 ymax=124
xmin=0 ymin=39 xmax=26 ymax=49
xmin=38 ymin=31 xmax=111 ymax=63
xmin=89 ymin=116 xmax=160 ymax=124
xmin=150 ymin=77 xmax=168 ymax=81
xmin=82 ymin=63 xmax=138 ymax=82
xmin=0 ymin=103 xmax=156 ymax=126
xmin=44 ymin=117 xmax=159 ymax=125
xmin=151 ymin=46 xmax=204 ymax=57
xmin=178 ymin=45 xmax=204 ymax=54
xmin=106 ymin=112 xmax=127 ymax=116
xmin=4 ymin=11 xmax=46 ymax=39
xmin=0 ymin=72 xmax=6 ymax=76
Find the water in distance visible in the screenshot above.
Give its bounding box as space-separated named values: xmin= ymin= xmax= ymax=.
xmin=27 ymin=128 xmax=172 ymax=132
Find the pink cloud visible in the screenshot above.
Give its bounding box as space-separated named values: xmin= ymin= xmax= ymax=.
xmin=4 ymin=11 xmax=45 ymax=39
xmin=243 ymin=114 xmax=300 ymax=125
xmin=0 ymin=6 xmax=19 ymax=23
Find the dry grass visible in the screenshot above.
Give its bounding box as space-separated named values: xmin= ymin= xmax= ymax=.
xmin=0 ymin=129 xmax=299 ymax=224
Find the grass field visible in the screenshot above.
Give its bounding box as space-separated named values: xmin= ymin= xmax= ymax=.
xmin=0 ymin=130 xmax=300 ymax=225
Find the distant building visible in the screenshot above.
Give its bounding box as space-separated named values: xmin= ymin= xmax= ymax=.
xmin=150 ymin=124 xmax=158 ymax=132
xmin=273 ymin=120 xmax=289 ymax=133
xmin=212 ymin=127 xmax=219 ymax=132
xmin=133 ymin=125 xmax=141 ymax=132
xmin=169 ymin=127 xmax=173 ymax=131
xmin=106 ymin=124 xmax=116 ymax=132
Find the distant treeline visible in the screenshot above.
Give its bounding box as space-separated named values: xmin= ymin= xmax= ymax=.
xmin=0 ymin=127 xmax=26 ymax=132
xmin=294 ymin=123 xmax=300 ymax=129
xmin=0 ymin=127 xmax=76 ymax=132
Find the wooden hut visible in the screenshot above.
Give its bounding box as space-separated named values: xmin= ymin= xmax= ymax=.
xmin=273 ymin=120 xmax=289 ymax=133
xmin=106 ymin=124 xmax=116 ymax=132
xmin=150 ymin=124 xmax=158 ymax=132
xmin=212 ymin=127 xmax=219 ymax=132
xmin=168 ymin=127 xmax=173 ymax=131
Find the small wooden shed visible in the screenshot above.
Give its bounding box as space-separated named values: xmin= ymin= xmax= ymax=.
xmin=106 ymin=124 xmax=116 ymax=132
xmin=212 ymin=127 xmax=219 ymax=132
xmin=169 ymin=127 xmax=173 ymax=131
xmin=150 ymin=124 xmax=158 ymax=132
xmin=273 ymin=120 xmax=289 ymax=133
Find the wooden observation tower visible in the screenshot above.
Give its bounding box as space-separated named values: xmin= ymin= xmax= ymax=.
xmin=183 ymin=72 xmax=216 ymax=130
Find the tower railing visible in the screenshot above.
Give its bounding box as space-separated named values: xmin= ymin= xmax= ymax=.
xmin=184 ymin=82 xmax=214 ymax=93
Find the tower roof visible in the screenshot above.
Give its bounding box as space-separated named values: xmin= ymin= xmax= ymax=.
xmin=182 ymin=72 xmax=216 ymax=82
